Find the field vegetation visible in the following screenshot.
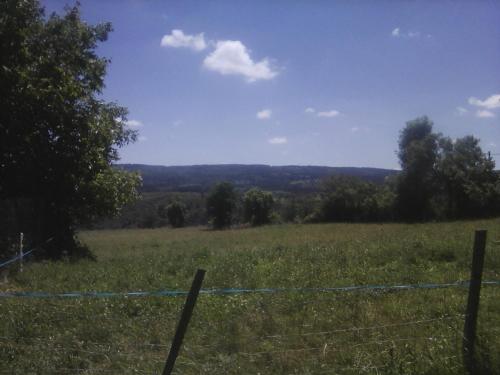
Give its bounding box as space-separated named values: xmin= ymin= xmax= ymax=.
xmin=2 ymin=219 xmax=500 ymax=374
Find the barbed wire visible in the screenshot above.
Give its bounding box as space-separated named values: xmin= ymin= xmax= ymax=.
xmin=0 ymin=367 xmax=153 ymax=375
xmin=0 ymin=329 xmax=481 ymax=374
xmin=248 ymin=314 xmax=465 ymax=340
xmin=235 ymin=333 xmax=458 ymax=357
xmin=1 ymin=285 xmax=497 ymax=373
xmin=0 ymin=313 xmax=466 ymax=355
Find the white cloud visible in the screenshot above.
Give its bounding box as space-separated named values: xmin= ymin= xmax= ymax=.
xmin=489 ymin=142 xmax=497 ymax=148
xmin=172 ymin=120 xmax=182 ymax=128
xmin=468 ymin=94 xmax=500 ymax=109
xmin=203 ymin=40 xmax=278 ymax=82
xmin=138 ymin=135 xmax=147 ymax=142
xmin=125 ymin=119 xmax=143 ymax=128
xmin=476 ymin=110 xmax=495 ymax=118
xmin=456 ymin=107 xmax=468 ymax=116
xmin=317 ymin=110 xmax=340 ymax=118
xmin=391 ymin=27 xmax=423 ymax=38
xmin=351 ymin=127 xmax=359 ymax=132
xmin=268 ymin=137 xmax=287 ymax=145
xmin=257 ymin=109 xmax=272 ymax=120
xmin=160 ymin=29 xmax=207 ymax=51
xmin=305 ymin=107 xmax=341 ymax=118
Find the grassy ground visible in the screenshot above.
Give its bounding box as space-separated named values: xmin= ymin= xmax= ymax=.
xmin=1 ymin=219 xmax=500 ymax=374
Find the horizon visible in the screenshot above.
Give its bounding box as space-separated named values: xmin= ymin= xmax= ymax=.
xmin=43 ymin=1 xmax=500 ymax=169
xmin=118 ymin=162 xmax=400 ymax=170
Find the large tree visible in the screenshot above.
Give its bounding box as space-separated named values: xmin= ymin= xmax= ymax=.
xmin=436 ymin=135 xmax=499 ymax=218
xmin=395 ymin=116 xmax=439 ymax=221
xmin=206 ymin=182 xmax=237 ymax=229
xmin=395 ymin=117 xmax=500 ymax=221
xmin=0 ymin=1 xmax=140 ymax=257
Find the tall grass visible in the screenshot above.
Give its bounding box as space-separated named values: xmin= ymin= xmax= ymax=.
xmin=1 ymin=219 xmax=500 ymax=374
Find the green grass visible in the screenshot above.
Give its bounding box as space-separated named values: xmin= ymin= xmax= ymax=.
xmin=2 ymin=219 xmax=500 ymax=374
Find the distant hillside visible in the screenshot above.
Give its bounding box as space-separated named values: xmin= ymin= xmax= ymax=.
xmin=117 ymin=164 xmax=398 ymax=192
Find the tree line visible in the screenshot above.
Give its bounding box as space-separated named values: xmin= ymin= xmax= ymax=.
xmin=100 ymin=118 xmax=500 ymax=230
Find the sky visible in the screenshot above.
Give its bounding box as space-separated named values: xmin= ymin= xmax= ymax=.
xmin=42 ymin=0 xmax=500 ymax=169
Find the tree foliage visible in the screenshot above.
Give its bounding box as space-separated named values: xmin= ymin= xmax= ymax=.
xmin=319 ymin=175 xmax=395 ymax=222
xmin=435 ymin=135 xmax=499 ymax=218
xmin=159 ymin=201 xmax=186 ymax=228
xmin=0 ymin=1 xmax=140 ymax=257
xmin=243 ymin=188 xmax=274 ymax=226
xmin=395 ymin=117 xmax=440 ymax=221
xmin=396 ymin=116 xmax=500 ymax=221
xmin=206 ymin=182 xmax=237 ymax=229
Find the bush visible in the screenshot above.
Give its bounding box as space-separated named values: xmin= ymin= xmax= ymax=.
xmin=243 ymin=188 xmax=274 ymax=226
xmin=165 ymin=202 xmax=186 ymax=228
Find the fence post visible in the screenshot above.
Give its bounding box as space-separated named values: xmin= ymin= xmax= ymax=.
xmin=19 ymin=232 xmax=24 ymax=273
xmin=462 ymin=229 xmax=487 ymax=374
xmin=162 ymin=269 xmax=206 ymax=375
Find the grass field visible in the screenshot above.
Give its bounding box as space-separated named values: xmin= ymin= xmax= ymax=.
xmin=2 ymin=219 xmax=500 ymax=374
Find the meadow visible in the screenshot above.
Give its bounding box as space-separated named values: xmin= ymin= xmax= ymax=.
xmin=1 ymin=219 xmax=500 ymax=374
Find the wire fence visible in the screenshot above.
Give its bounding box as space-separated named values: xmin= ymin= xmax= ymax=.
xmin=0 ymin=236 xmax=53 ymax=269
xmin=1 ymin=232 xmax=500 ymax=374
xmin=2 ymin=284 xmax=499 ymax=374
xmin=1 ymin=280 xmax=500 ymax=299
xmin=0 ymin=308 xmax=473 ymax=373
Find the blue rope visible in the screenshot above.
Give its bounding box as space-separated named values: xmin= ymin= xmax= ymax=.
xmin=1 ymin=280 xmax=499 ymax=299
xmin=0 ymin=249 xmax=36 ymax=269
xmin=0 ymin=237 xmax=53 ymax=269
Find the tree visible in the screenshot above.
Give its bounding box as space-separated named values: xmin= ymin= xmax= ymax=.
xmin=436 ymin=135 xmax=499 ymax=218
xmin=395 ymin=117 xmax=500 ymax=221
xmin=206 ymin=182 xmax=236 ymax=229
xmin=278 ymin=194 xmax=318 ymax=223
xmin=395 ymin=116 xmax=439 ymax=221
xmin=163 ymin=202 xmax=186 ymax=228
xmin=319 ymin=175 xmax=382 ymax=222
xmin=0 ymin=1 xmax=140 ymax=258
xmin=243 ymin=188 xmax=274 ymax=226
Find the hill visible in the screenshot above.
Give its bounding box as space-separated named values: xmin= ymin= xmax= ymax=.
xmin=117 ymin=164 xmax=398 ymax=192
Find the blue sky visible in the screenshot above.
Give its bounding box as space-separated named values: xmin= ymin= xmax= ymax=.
xmin=43 ymin=0 xmax=499 ymax=169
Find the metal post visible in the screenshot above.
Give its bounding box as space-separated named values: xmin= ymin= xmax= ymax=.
xmin=463 ymin=230 xmax=487 ymax=374
xmin=162 ymin=269 xmax=206 ymax=375
xmin=19 ymin=232 xmax=24 ymax=273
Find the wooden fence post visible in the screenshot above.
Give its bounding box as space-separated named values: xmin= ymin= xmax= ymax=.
xmin=19 ymin=232 xmax=24 ymax=273
xmin=462 ymin=229 xmax=487 ymax=374
xmin=162 ymin=269 xmax=206 ymax=375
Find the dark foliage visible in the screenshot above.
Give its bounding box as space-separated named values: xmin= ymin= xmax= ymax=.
xmin=118 ymin=164 xmax=397 ymax=192
xmin=0 ymin=1 xmax=140 ymax=258
xmin=318 ymin=175 xmax=396 ymax=222
xmin=395 ymin=117 xmax=439 ymax=221
xmin=159 ymin=201 xmax=186 ymax=228
xmin=206 ymin=182 xmax=237 ymax=229
xmin=395 ymin=116 xmax=500 ymax=221
xmin=243 ymin=188 xmax=274 ymax=226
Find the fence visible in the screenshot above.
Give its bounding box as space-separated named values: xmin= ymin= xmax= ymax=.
xmin=1 ymin=230 xmax=499 ymax=374
xmin=0 ymin=234 xmax=53 ymax=270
